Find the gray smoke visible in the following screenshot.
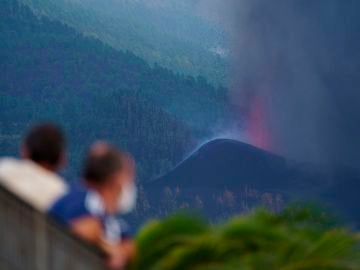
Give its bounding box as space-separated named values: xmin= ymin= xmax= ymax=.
xmin=215 ymin=0 xmax=360 ymax=168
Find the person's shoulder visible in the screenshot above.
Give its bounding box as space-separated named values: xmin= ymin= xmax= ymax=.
xmin=0 ymin=157 xmax=65 ymax=187
xmin=49 ymin=185 xmax=87 ymax=211
xmin=49 ymin=185 xmax=105 ymax=225
xmin=84 ymin=189 xmax=106 ymax=217
xmin=0 ymin=158 xmax=68 ymax=212
xmin=0 ymin=157 xmax=19 ymax=165
xmin=0 ymin=158 xmax=31 ymax=191
xmin=23 ymin=159 xmax=66 ymax=185
xmin=0 ymin=158 xmax=22 ymax=176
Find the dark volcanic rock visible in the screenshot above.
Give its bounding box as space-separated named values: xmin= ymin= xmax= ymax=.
xmin=152 ymin=139 xmax=320 ymax=193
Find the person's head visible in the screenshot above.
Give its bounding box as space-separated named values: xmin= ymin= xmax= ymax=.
xmin=83 ymin=142 xmax=136 ymax=214
xmin=21 ymin=123 xmax=66 ymax=172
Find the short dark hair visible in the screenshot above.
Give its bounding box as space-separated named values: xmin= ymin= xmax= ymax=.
xmin=83 ymin=143 xmax=124 ymax=184
xmin=24 ymin=123 xmax=66 ymax=167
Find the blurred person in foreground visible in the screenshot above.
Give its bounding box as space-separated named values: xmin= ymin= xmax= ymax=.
xmin=49 ymin=142 xmax=137 ymax=269
xmin=0 ymin=123 xmax=68 ymax=212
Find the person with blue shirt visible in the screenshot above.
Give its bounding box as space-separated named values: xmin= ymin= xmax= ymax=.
xmin=49 ymin=142 xmax=137 ymax=269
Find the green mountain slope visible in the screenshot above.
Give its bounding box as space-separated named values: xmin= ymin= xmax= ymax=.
xmin=18 ymin=0 xmax=229 ymax=132
xmin=0 ymin=0 xmax=224 ymax=180
xmin=19 ymin=0 xmax=229 ymax=86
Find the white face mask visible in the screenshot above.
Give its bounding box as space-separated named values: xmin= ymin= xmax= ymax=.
xmin=117 ymin=182 xmax=137 ymax=214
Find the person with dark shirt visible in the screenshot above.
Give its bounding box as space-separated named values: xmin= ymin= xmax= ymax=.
xmin=49 ymin=142 xmax=137 ymax=269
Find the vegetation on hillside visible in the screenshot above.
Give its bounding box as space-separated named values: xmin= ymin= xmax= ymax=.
xmin=19 ymin=0 xmax=229 ymax=86
xmin=133 ymin=206 xmax=360 ymax=270
xmin=0 ymin=0 xmax=227 ymax=180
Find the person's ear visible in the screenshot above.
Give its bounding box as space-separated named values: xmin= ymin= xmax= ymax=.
xmin=111 ymin=171 xmax=124 ymax=191
xmin=20 ymin=144 xmax=29 ymax=159
xmin=58 ymin=151 xmax=67 ymax=170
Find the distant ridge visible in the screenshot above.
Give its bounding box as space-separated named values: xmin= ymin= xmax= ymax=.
xmin=0 ymin=0 xmax=205 ymax=180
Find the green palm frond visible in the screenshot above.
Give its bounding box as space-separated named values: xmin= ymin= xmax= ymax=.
xmin=132 ymin=206 xmax=360 ymax=270
xmin=134 ymin=214 xmax=208 ymax=269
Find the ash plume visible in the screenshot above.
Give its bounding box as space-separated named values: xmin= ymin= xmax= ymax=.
xmin=214 ymin=0 xmax=360 ymax=168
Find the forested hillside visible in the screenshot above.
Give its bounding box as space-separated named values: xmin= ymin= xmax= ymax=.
xmin=19 ymin=0 xmax=229 ymax=86
xmin=0 ymin=0 xmax=225 ymax=180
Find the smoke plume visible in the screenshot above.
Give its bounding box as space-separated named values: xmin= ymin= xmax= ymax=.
xmin=216 ymin=0 xmax=360 ymax=167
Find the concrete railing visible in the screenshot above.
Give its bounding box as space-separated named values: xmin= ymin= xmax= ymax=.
xmin=0 ymin=182 xmax=107 ymax=270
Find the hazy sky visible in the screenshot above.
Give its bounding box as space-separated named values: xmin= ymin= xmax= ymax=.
xmin=220 ymin=0 xmax=360 ymax=168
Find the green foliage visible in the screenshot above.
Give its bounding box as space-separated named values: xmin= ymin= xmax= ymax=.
xmin=133 ymin=207 xmax=360 ymax=270
xmin=135 ymin=215 xmax=209 ymax=269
